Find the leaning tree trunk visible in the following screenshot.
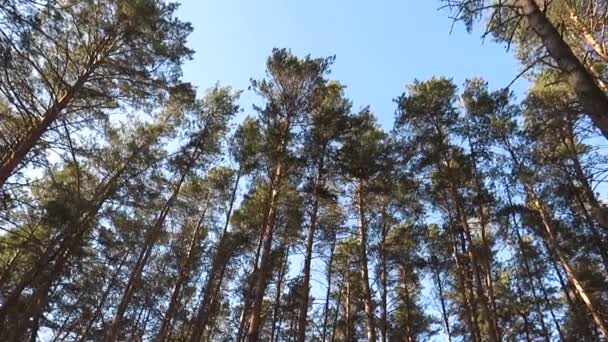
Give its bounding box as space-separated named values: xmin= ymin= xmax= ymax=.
xmin=431 ymin=262 xmax=452 ymax=342
xmin=0 ymin=44 xmax=110 ymax=190
xmin=0 ymin=161 xmax=127 ymax=334
xmin=504 ymin=139 xmax=608 ymax=337
xmin=515 ymin=0 xmax=608 ymax=139
xmin=78 ymin=253 xmax=129 ymax=341
xmin=106 ymin=138 xmax=206 ymax=341
xmin=189 ymin=167 xmax=241 ymax=342
xmin=157 ymin=197 xmax=210 ymax=341
xmin=246 ymin=160 xmax=285 ymax=341
xmin=531 ymin=196 xmax=608 ymax=337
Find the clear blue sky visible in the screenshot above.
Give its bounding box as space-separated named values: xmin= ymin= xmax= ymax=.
xmin=176 ymin=0 xmax=527 ymax=129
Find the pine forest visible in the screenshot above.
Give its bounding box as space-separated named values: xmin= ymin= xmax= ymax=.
xmin=1 ymin=0 xmax=608 ymax=341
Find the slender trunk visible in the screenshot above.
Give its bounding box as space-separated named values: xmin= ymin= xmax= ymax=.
xmin=189 ymin=168 xmax=241 ymax=341
xmin=565 ymin=132 xmax=608 ymax=233
xmin=452 ymin=191 xmax=499 ymax=342
xmin=105 ymin=207 xmax=171 ymax=341
xmin=505 ymin=183 xmax=553 ymax=342
xmin=296 ymin=157 xmax=324 ymax=342
xmin=79 ymin=253 xmax=129 ymax=342
xmin=533 ymin=256 xmax=565 ymax=341
xmin=379 ymin=215 xmax=388 ymax=342
xmin=158 ymin=201 xmax=209 ymax=341
xmin=107 ymin=144 xmax=202 ymax=342
xmin=320 ymin=236 xmax=336 ymax=342
xmin=467 ymin=137 xmax=501 ymax=341
xmin=401 ymin=266 xmax=414 ymax=342
xmin=344 ymin=281 xmax=352 ymax=342
xmin=443 ymin=198 xmax=480 ymax=342
xmin=515 ymin=0 xmax=608 ymax=139
xmin=356 ymin=180 xmax=376 ymax=342
xmin=531 ymin=196 xmax=608 ymax=336
xmin=271 ymin=247 xmax=289 ymax=342
xmin=431 ymin=265 xmax=452 ymax=342
xmin=501 ymin=139 xmax=605 ymax=336
xmin=246 ymin=160 xmax=284 ymax=341
xmin=330 ymin=286 xmax=343 ymax=342
xmin=236 ymin=233 xmax=265 ymax=342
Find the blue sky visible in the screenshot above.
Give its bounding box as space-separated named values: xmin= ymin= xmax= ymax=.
xmin=176 ymin=0 xmax=527 ymax=129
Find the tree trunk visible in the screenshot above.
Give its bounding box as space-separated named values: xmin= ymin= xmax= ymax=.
xmin=296 ymin=157 xmax=324 ymax=342
xmin=379 ymin=214 xmax=389 ymax=342
xmin=79 ymin=253 xmax=129 ymax=341
xmin=344 ymin=281 xmax=352 ymax=342
xmin=321 ymin=235 xmax=337 ymax=342
xmin=157 ymin=200 xmax=209 ymax=341
xmin=189 ymin=167 xmax=241 ymax=342
xmin=270 ymin=247 xmax=289 ymax=342
xmin=505 ymin=183 xmax=554 ymax=342
xmin=0 ymin=172 xmax=121 ymax=333
xmin=106 ymin=169 xmax=190 ymax=341
xmin=246 ymin=160 xmax=284 ymax=341
xmin=356 ymin=180 xmax=377 ymax=342
xmin=106 ymin=135 xmax=208 ymax=341
xmin=236 ymin=233 xmax=265 ymax=342
xmin=515 ymin=0 xmax=608 ymax=139
xmin=0 ymin=126 xmax=161 ymax=332
xmin=443 ymin=198 xmax=480 ymax=342
xmin=504 ymin=138 xmax=608 ymax=337
xmin=330 ymin=286 xmax=343 ymax=342
xmin=531 ymin=195 xmax=608 ymax=337
xmin=0 ymin=60 xmax=102 ymax=189
xmin=452 ymin=191 xmax=500 ymax=342
xmin=431 ymin=264 xmax=452 ymax=342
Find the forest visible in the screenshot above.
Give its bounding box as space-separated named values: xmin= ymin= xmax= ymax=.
xmin=1 ymin=0 xmax=608 ymax=341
